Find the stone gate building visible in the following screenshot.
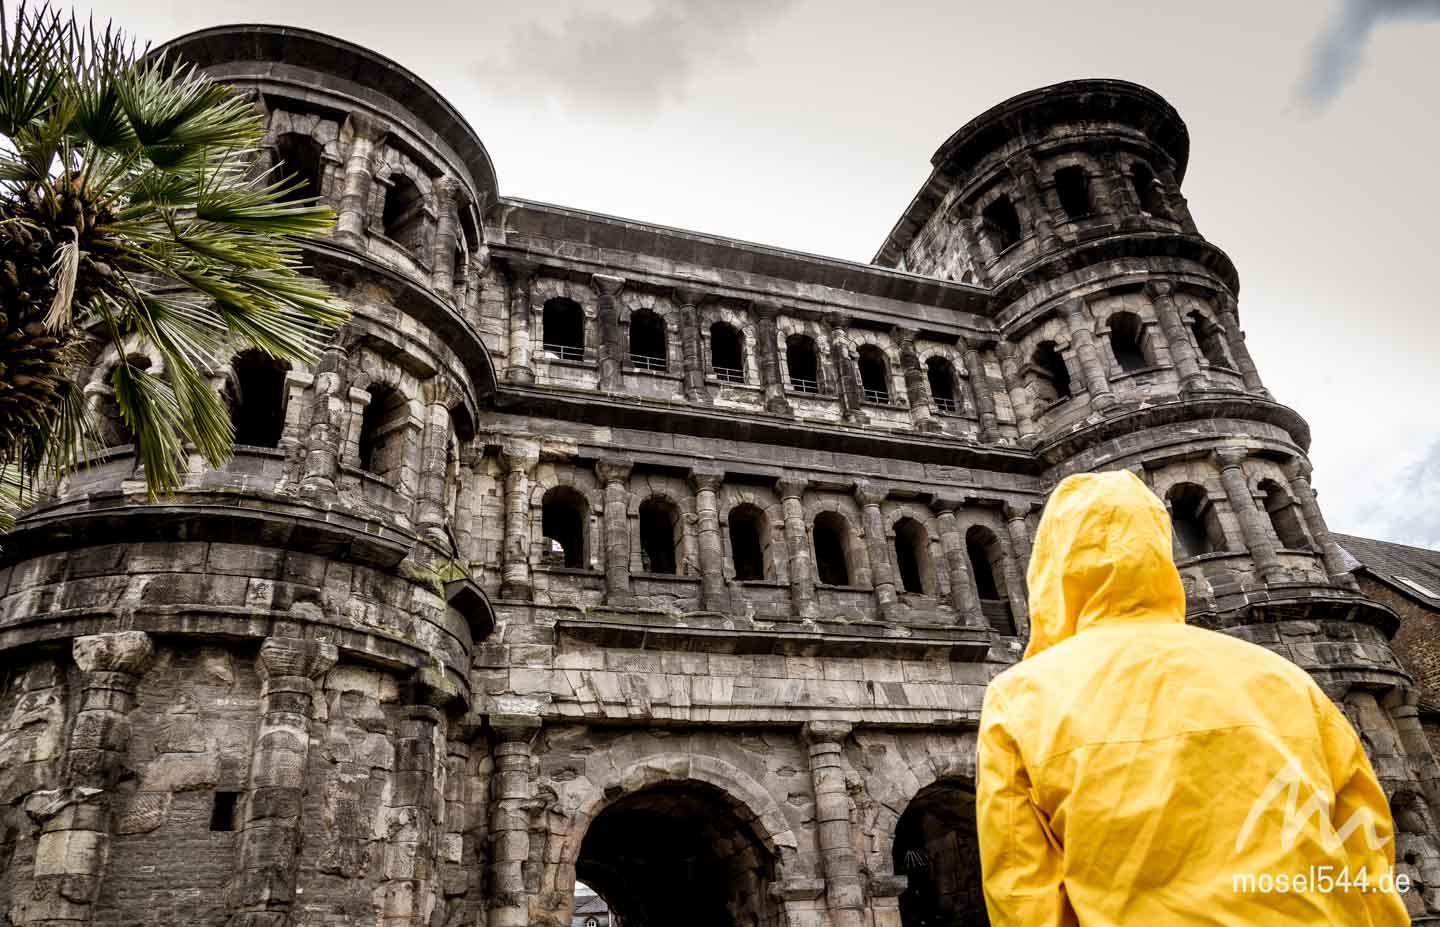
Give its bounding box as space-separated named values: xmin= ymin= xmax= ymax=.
xmin=1 ymin=23 xmax=1437 ymax=927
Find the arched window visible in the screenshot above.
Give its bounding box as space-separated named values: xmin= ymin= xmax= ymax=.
xmin=982 ymin=195 xmax=1022 ymax=252
xmin=382 ymin=174 xmax=425 ymax=251
xmin=1261 ymin=480 xmax=1312 ymax=551
xmin=542 ymin=486 xmax=589 ymax=568
xmin=728 ymin=503 xmax=768 ymax=581
xmin=1030 ymin=341 xmax=1072 ymax=404
xmin=543 ymin=298 xmax=585 ymax=360
xmin=357 ymin=383 xmax=408 ymax=477
xmin=858 ymin=345 xmax=891 ymax=404
xmin=1130 ymin=161 xmax=1168 ymax=217
xmin=1108 ymin=311 xmax=1151 ymax=374
xmin=926 ymin=356 xmax=960 ymax=414
xmin=639 ymin=497 xmax=681 ymax=574
xmin=893 ymin=518 xmax=935 ymax=595
xmin=1167 ymin=483 xmax=1226 ymax=559
xmin=1054 ymin=165 xmax=1091 ymax=220
xmin=786 ymin=334 xmax=820 ymax=393
xmin=813 ymin=511 xmax=853 ymax=586
xmin=629 ymin=309 xmax=667 ymax=372
xmin=1189 ymin=312 xmax=1232 ymax=368
xmin=710 ymin=323 xmax=744 ymax=383
xmin=225 ymin=349 xmax=290 ymax=448
xmin=273 ymin=132 xmax=323 ymax=203
xmin=966 ymin=525 xmax=1015 ymax=634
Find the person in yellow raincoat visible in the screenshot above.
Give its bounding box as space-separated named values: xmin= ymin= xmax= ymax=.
xmin=977 ymin=470 xmax=1410 ymax=925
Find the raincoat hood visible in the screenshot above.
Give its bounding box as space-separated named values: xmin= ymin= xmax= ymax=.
xmin=1023 ymin=470 xmax=1186 ymax=659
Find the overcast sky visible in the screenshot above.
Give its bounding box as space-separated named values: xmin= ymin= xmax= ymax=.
xmin=89 ymin=0 xmax=1440 ymax=550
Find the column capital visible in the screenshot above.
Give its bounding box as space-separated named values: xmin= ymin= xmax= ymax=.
xmin=801 ymin=720 xmax=853 ymax=745
xmin=1213 ymin=447 xmax=1250 ymax=470
xmin=929 ymin=495 xmax=963 ymax=516
xmin=1143 ymin=279 xmax=1175 ymax=300
xmin=489 ymin=712 xmax=542 ymax=743
xmin=891 ymin=326 xmax=917 ymax=347
xmin=496 ymin=255 xmax=540 ymax=285
xmin=72 ymin=631 xmax=153 ymax=676
xmin=1062 ymin=297 xmax=1089 ymax=323
xmin=498 ymin=437 xmax=540 ymax=473
xmin=432 ymin=174 xmax=461 ymax=207
xmin=591 ymin=273 xmax=626 ymax=298
xmin=688 ymin=468 xmax=724 ymax=494
xmin=823 ymin=311 xmax=852 ymax=332
xmin=852 ymin=480 xmax=887 ymax=509
xmin=1284 ymin=456 xmax=1314 ymax=482
xmin=775 ymin=477 xmax=809 ymax=501
xmin=595 ymin=456 xmax=634 ymax=485
xmin=752 ymin=300 xmax=782 ymax=320
xmin=257 ymin=636 xmax=338 ymax=681
xmin=672 ymin=286 xmax=710 ymax=308
xmin=960 ymin=335 xmax=998 ymax=354
xmin=408 ymin=666 xmax=462 ymax=710
xmin=1002 ymin=501 xmax=1036 ymax=522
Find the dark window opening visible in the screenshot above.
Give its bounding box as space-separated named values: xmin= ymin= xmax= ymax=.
xmin=786 ymin=334 xmax=820 ymax=393
xmin=357 ymin=383 xmax=406 ymax=475
xmin=1262 ymin=481 xmax=1312 ymax=550
xmin=1054 ymin=165 xmax=1092 ymax=220
xmin=382 ymin=174 xmax=425 ymax=251
xmin=210 ymin=791 xmax=239 ymax=832
xmin=926 ymin=356 xmax=960 ymax=414
xmin=728 ymin=504 xmax=767 ymax=581
xmin=1130 ymin=161 xmax=1168 ymax=217
xmin=1031 ymin=341 xmax=1072 ymax=403
xmin=225 ymin=349 xmax=290 ymax=448
xmin=1108 ymin=311 xmax=1150 ymax=374
xmin=543 ymin=298 xmax=585 ymax=361
xmin=967 ymin=526 xmax=1014 ymax=635
xmin=1189 ymin=312 xmax=1232 ymax=368
xmin=629 ymin=309 xmax=667 ymax=372
xmin=894 ymin=518 xmax=933 ymax=595
xmin=542 ymin=487 xmax=588 ymax=569
xmin=274 ymin=133 xmax=323 ymax=204
xmin=858 ymin=345 xmax=891 ymax=404
xmin=982 ymin=195 xmax=1022 ymax=251
xmin=894 ymin=780 xmax=987 ymax=927
xmin=452 ymin=245 xmax=466 ymax=288
xmin=1168 ymin=483 xmax=1225 ymax=559
xmin=814 ymin=512 xmax=851 ymax=586
xmin=639 ymin=498 xmax=679 ymax=574
xmin=710 ymin=323 xmax=744 ymax=383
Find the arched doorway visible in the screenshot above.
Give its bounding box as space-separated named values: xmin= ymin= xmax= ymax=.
xmin=576 ymin=781 xmax=779 ymax=927
xmin=893 ymin=780 xmax=988 ymax=926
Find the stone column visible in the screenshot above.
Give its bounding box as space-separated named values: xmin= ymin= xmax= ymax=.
xmin=1145 ymin=281 xmax=1205 ymax=392
xmin=488 ymin=715 xmax=540 ymax=927
xmin=1214 ymin=292 xmax=1268 ymax=395
xmin=961 ymin=339 xmax=1000 ymax=442
xmin=854 ymin=481 xmax=899 ymax=619
xmin=1100 ymin=150 xmax=1141 ymax=228
xmin=1214 ymin=448 xmax=1286 ymax=584
xmin=440 ymin=737 xmax=471 ymax=904
xmin=996 ymin=341 xmax=1039 ymax=443
xmin=1156 ymin=166 xmax=1199 ymax=235
xmin=1385 ymin=688 xmax=1440 ymax=826
xmin=801 ymin=722 xmax=865 ymax=927
xmin=452 ymin=446 xmax=482 ymax=565
xmin=931 ymin=499 xmax=985 ymax=629
xmin=960 ymin=218 xmax=995 ymax=287
xmin=894 ymin=328 xmax=938 ymax=432
xmin=24 ymin=632 xmax=152 ymax=927
xmin=499 ymin=438 xmax=540 ymax=600
xmin=1003 ymin=502 xmax=1035 ymax=598
xmin=230 ymin=636 xmax=338 ymax=927
xmin=414 ymin=391 xmax=454 ymax=547
xmin=689 ymin=469 xmax=729 ymax=612
xmin=301 ymin=344 xmax=349 ymax=492
xmin=1007 ymin=152 xmax=1059 ymax=251
xmin=595 ymin=457 xmax=634 ymax=604
xmin=500 ymin=259 xmax=538 ymax=385
xmin=429 ymin=178 xmax=460 ymax=296
xmin=673 ymin=288 xmax=710 ymax=404
xmin=335 ymin=113 xmax=379 ymax=245
xmin=776 ymin=478 xmax=819 ymax=620
xmin=592 ymin=273 xmax=626 ymax=392
xmin=824 ymin=313 xmax=867 ymax=424
xmin=1284 ymin=459 xmax=1360 ymax=590
xmin=1062 ymin=298 xmax=1116 ymax=410
xmin=752 ymin=303 xmax=793 ymax=415
xmin=997 ymin=532 xmax=1031 ymax=638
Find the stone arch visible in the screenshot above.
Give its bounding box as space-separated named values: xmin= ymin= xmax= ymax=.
xmin=223 ymin=348 xmax=291 ymax=449
xmin=857 ymin=736 xmax=978 ymax=879
xmin=635 ymin=491 xmax=685 ymax=575
xmin=529 ymin=465 xmax=605 ymax=570
xmin=261 ymin=109 xmax=342 ymax=202
xmin=807 ymin=500 xmax=869 ymax=588
xmin=701 ymin=304 xmax=758 ymax=385
xmin=83 ymin=341 xmax=168 ymax=449
xmin=887 ymin=506 xmax=944 ymax=597
xmin=775 ymin=316 xmax=835 ymax=397
xmin=718 ymin=487 xmax=785 ymax=583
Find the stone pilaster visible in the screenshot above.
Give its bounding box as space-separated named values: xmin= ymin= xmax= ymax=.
xmin=854 ymin=481 xmax=899 ymax=619
xmin=995 ymin=341 xmax=1039 ymax=443
xmin=300 ymin=344 xmax=349 ymax=492
xmin=824 ymin=313 xmax=866 ymax=424
xmin=1003 ymin=502 xmax=1035 ymax=598
xmin=1214 ymin=448 xmax=1286 ymax=584
xmin=592 ymin=274 xmax=626 ymax=392
xmin=452 ymin=446 xmax=482 ymax=564
xmin=488 ymin=716 xmax=540 ymax=927
xmin=335 ymin=112 xmax=379 ymax=246
xmin=961 ymin=339 xmax=1000 ymax=443
xmin=24 ymin=632 xmax=153 ymax=927
xmin=229 ymin=636 xmax=337 ymax=927
xmin=429 ymin=178 xmax=460 ymax=296
xmin=1385 ymin=688 xmax=1440 ymax=828
xmin=1145 ymin=281 xmax=1206 ymax=392
xmin=499 ymin=439 xmax=540 ymax=601
xmin=595 ymin=457 xmax=634 ymax=605
xmin=753 ymin=303 xmax=792 ymax=416
xmin=931 ymin=499 xmax=985 ymax=629
xmin=1006 ymin=152 xmax=1059 ymax=251
xmin=1284 ymin=459 xmax=1361 ymax=590
xmin=960 ymin=218 xmax=995 ymax=287
xmin=415 ymin=389 xmax=455 ymax=548
xmin=1156 ymin=166 xmax=1199 ymax=234
xmin=1214 ymin=291 xmax=1268 ymax=395
xmin=673 ymin=288 xmax=710 ymax=404
xmin=801 ymin=722 xmax=865 ymax=927
xmin=440 ymin=737 xmax=471 ymax=903
xmin=500 ymin=259 xmax=538 ymax=386
xmin=997 ymin=531 xmax=1031 ymax=638
xmin=893 ymin=328 xmax=938 ymax=432
xmin=689 ymin=469 xmax=729 ymax=612
xmin=1062 ymin=298 xmax=1115 ymax=410
xmin=1100 ymin=149 xmax=1142 ymax=229
xmin=776 ymin=478 xmax=819 ymax=620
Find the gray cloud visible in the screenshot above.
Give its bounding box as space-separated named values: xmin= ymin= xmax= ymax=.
xmin=473 ymin=0 xmax=794 ymax=114
xmin=1300 ymin=0 xmax=1440 ymax=105
xmin=1342 ymin=439 xmax=1440 ymax=550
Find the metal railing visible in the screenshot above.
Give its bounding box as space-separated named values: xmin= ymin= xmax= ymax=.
xmin=630 ymin=353 xmax=667 ymax=372
xmin=543 ymin=343 xmax=584 ymax=361
xmin=862 ymin=388 xmax=890 ymax=405
xmin=789 ymin=377 xmax=819 ymax=394
xmin=713 ymin=366 xmax=744 ymax=384
xmin=934 ymin=396 xmax=961 ymax=414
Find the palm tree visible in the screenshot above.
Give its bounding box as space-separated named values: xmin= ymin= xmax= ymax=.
xmin=0 ymin=3 xmax=347 ymax=510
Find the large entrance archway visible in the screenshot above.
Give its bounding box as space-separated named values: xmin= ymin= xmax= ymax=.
xmin=576 ymin=781 xmax=780 ymax=927
xmin=893 ymin=779 xmax=988 ymax=926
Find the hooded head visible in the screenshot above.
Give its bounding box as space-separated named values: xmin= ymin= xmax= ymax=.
xmin=1023 ymin=470 xmax=1187 ymax=660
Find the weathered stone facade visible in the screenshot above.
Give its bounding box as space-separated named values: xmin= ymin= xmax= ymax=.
xmin=0 ymin=25 xmax=1436 ymax=927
